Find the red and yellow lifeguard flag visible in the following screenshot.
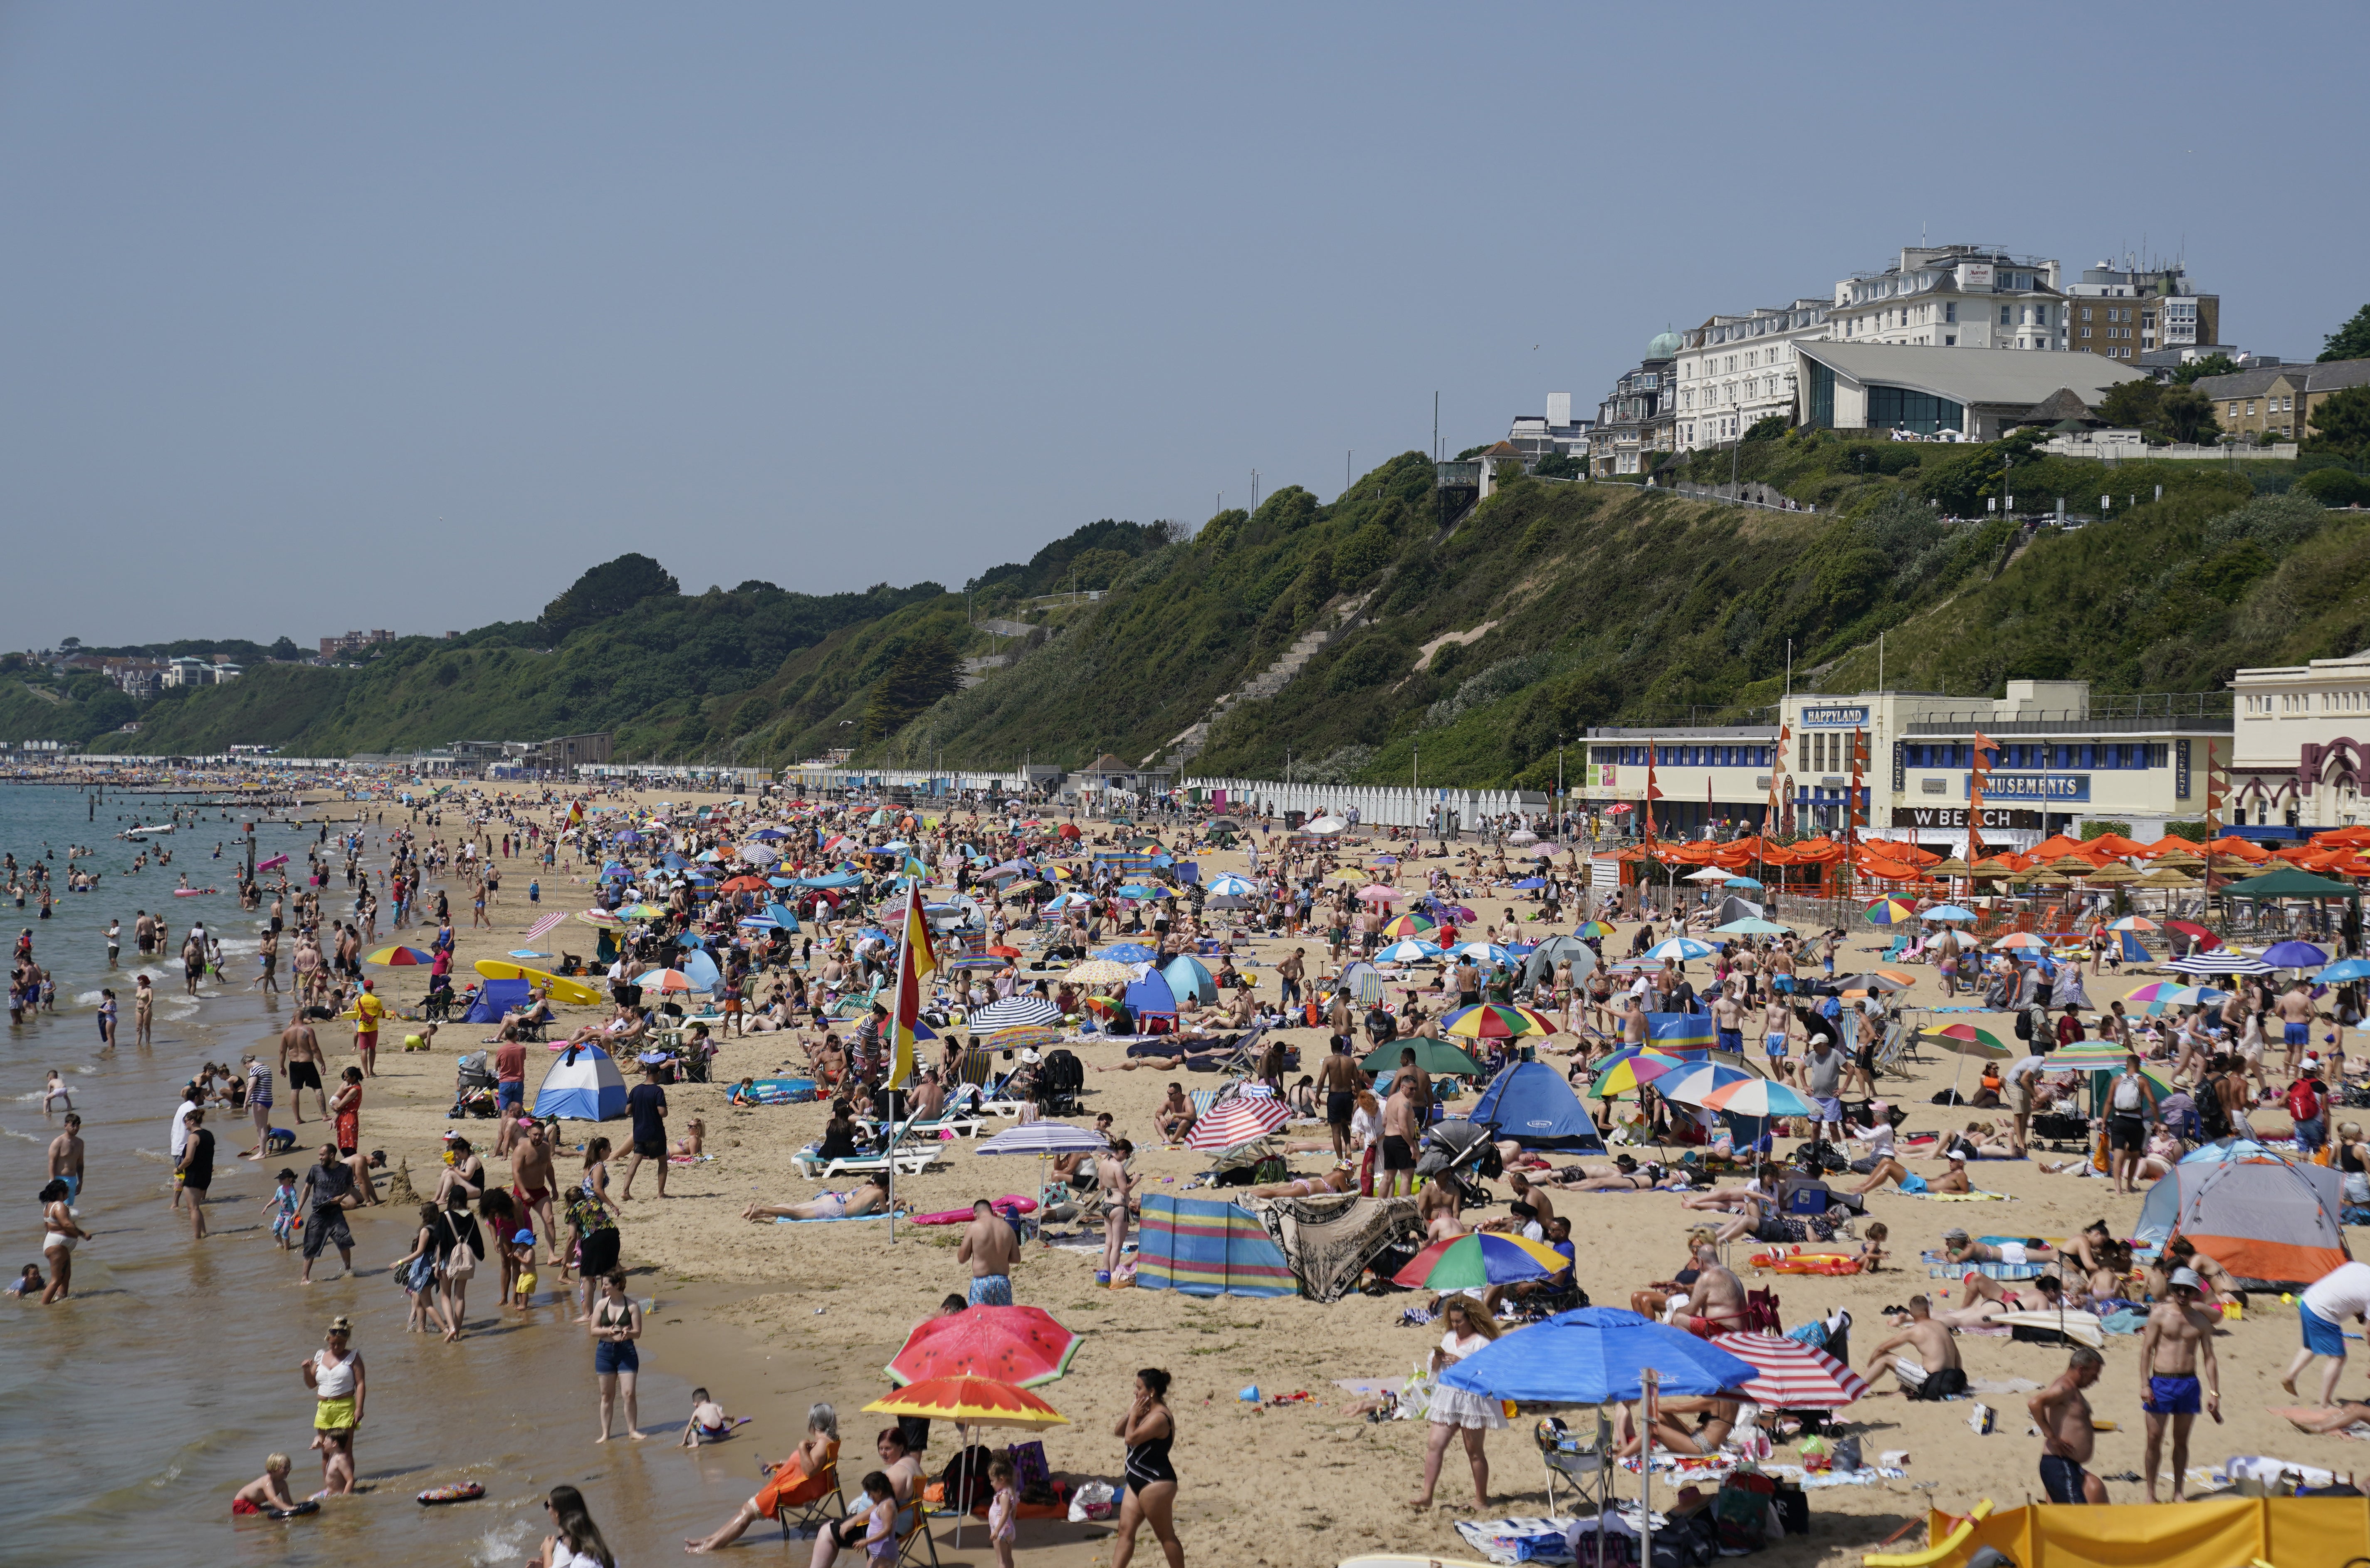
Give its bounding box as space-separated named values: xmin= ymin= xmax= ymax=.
xmin=887 ymin=880 xmax=937 ymax=1089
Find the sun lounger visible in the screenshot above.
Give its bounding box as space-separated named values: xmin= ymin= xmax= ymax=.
xmin=791 ymin=1146 xmax=946 ymax=1180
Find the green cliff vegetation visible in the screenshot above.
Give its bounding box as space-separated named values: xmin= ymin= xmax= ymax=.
xmin=25 ymin=435 xmax=2370 ymax=787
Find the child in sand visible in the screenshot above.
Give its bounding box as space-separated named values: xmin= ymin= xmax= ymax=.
xmin=986 ymin=1455 xmax=1020 ymax=1568
xmin=677 ymin=1387 xmax=734 ymax=1447
xmin=231 ymin=1454 xmax=298 ymax=1515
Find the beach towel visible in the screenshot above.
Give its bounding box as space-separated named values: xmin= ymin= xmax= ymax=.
xmin=1248 ymin=1192 xmax=1421 ymax=1304
xmin=774 ymin=1212 xmax=895 ymax=1225
xmin=1455 ymin=1515 xmax=1581 ymax=1565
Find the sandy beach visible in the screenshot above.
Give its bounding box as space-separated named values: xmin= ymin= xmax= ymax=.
xmin=305 ymin=786 xmax=2370 ymax=1568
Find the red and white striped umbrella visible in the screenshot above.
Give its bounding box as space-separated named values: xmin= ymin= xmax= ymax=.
xmin=1185 ymin=1096 xmax=1293 ymax=1152
xmin=1709 ymin=1332 xmax=1870 ymax=1410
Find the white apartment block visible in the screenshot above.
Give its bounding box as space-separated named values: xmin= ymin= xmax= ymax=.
xmin=1673 ymin=246 xmax=2070 ymax=454
xmin=1673 ymin=300 xmax=1829 ymax=453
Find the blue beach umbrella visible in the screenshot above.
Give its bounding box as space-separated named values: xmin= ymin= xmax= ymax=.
xmin=1439 ymin=1307 xmax=1756 ymax=1405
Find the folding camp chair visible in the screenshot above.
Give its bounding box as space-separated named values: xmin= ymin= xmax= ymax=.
xmin=1743 ymin=1287 xmax=1783 ymax=1333
xmin=770 ymin=1458 xmax=847 ymax=1540
xmin=894 ymin=1504 xmax=942 ymax=1568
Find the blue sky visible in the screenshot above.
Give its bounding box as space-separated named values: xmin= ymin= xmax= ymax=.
xmin=4 ymin=4 xmax=2364 ymax=648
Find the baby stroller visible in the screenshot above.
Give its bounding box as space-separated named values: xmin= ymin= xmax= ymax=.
xmin=1035 ymin=1049 xmax=1085 ymax=1118
xmin=1415 ymin=1118 xmax=1503 ymax=1209
xmin=450 ymin=1050 xmax=499 ymax=1120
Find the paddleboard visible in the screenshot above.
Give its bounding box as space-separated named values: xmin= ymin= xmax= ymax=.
xmin=264 ymin=1500 xmax=319 ymax=1519
xmin=1337 ymin=1556 xmax=1500 ymax=1568
xmin=173 ymin=888 xmax=217 ymax=897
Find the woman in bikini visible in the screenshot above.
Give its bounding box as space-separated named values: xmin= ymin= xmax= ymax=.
xmin=1243 ymin=1164 xmax=1355 ymax=1201
xmin=742 ymin=1172 xmax=891 ymax=1222
xmin=39 ymin=1178 xmax=89 ymax=1304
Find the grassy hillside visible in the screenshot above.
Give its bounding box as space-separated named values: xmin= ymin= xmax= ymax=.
xmin=878 ymin=446 xmax=2360 ymax=790
xmin=34 ymin=432 xmax=2364 ymax=784
xmin=89 ymin=580 xmax=942 ymax=759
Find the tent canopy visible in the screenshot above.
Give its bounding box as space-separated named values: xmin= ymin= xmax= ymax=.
xmin=534 ymin=1042 xmax=628 ymax=1122
xmin=1124 ymin=970 xmax=1179 ymax=1020
xmin=1467 ymin=1061 xmax=1606 ymax=1153
xmin=2135 ymin=1151 xmax=2348 ymax=1288
xmin=2222 ymin=866 xmax=2362 ymax=899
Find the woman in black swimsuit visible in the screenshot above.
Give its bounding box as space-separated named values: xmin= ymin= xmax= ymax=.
xmin=1111 ymin=1367 xmax=1183 ymax=1568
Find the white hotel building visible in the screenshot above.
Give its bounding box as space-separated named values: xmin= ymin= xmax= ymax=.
xmin=1673 ymin=245 xmax=2072 ymax=455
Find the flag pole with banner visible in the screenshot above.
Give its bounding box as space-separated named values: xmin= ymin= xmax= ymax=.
xmin=882 ymin=879 xmax=938 ymax=1242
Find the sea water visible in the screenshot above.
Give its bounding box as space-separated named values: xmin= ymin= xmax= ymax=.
xmin=0 ymin=784 xmax=764 ymax=1564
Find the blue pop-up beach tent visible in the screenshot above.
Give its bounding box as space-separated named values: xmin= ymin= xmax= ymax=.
xmin=534 ymin=1043 xmax=628 ymax=1121
xmin=1163 ymin=956 xmax=1217 ymax=1005
xmin=1124 ymin=970 xmax=1179 ymax=1022
xmin=465 ymin=978 xmax=531 ymax=1024
xmin=1468 ymin=1062 xmax=1606 ymax=1153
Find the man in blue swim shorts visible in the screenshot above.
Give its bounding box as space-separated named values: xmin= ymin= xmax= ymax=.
xmin=2138 ymin=1268 xmax=2221 ymax=1502
xmin=2029 ymin=1347 xmax=2106 ymax=1504
xmin=2285 ymin=1258 xmax=2370 ymax=1407
xmin=959 ymin=1197 xmax=1019 ymax=1304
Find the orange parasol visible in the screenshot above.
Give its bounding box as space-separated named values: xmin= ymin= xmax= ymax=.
xmin=864 ymin=1375 xmax=1070 ymax=1431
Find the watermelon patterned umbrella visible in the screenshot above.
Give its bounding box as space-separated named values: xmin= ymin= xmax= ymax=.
xmin=886 ymin=1306 xmax=1082 ymax=1389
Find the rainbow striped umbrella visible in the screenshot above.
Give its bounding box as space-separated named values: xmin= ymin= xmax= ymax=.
xmin=2124 ymin=981 xmax=2227 ymax=1007
xmin=1862 ymin=898 xmax=1919 ymax=926
xmin=1699 ymin=1077 xmax=1815 ymax=1118
xmin=1590 ymin=1048 xmax=1687 ymax=1099
xmin=1443 ymin=1003 xmax=1557 ymax=1040
xmin=984 ymin=1025 xmax=1065 ymax=1052
xmin=1919 ymin=1022 xmax=2012 ymax=1058
xmin=364 ymin=945 xmax=435 ymax=966
xmin=1576 ymin=921 xmax=1618 ymax=939
xmin=1382 ymin=913 xmax=1439 ymax=939
xmin=1391 ymin=1231 xmax=1569 ymax=1290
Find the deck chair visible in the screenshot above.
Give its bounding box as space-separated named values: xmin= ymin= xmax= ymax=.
xmin=1875 ymin=933 xmax=1908 ymax=963
xmin=1871 ymin=1019 xmax=1917 ymax=1081
xmin=768 ymin=1449 xmax=847 ymax=1539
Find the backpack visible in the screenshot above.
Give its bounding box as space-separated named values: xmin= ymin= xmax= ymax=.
xmin=2197 ymin=1074 xmax=2233 ymax=1139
